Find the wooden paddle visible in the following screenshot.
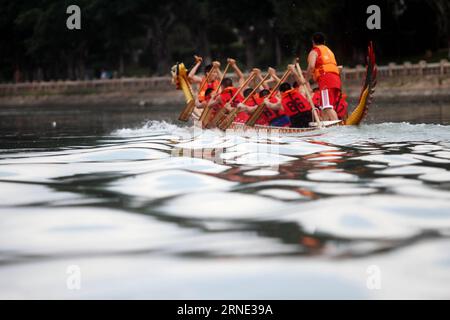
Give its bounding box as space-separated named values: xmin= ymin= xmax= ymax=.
xmin=208 ymin=70 xmax=257 ymax=128
xmin=218 ymin=72 xmax=271 ymax=130
xmin=199 ymin=62 xmax=231 ymax=127
xmin=245 ymin=68 xmax=291 ymax=127
xmin=294 ymin=59 xmax=322 ymax=127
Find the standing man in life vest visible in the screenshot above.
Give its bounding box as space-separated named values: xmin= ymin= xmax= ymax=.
xmin=306 ymin=32 xmax=340 ymax=121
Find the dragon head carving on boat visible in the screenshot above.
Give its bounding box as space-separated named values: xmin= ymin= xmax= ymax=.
xmin=345 ymin=42 xmax=378 ymax=125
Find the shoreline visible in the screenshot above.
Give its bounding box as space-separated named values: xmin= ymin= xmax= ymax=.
xmin=1 ymin=76 xmax=450 ymax=108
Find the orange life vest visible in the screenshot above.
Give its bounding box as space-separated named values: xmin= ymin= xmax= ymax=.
xmin=198 ymin=79 xmax=220 ymax=102
xmin=313 ymin=45 xmax=340 ymax=82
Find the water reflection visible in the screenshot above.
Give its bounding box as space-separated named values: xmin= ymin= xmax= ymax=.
xmin=1 ymin=121 xmax=450 ymax=298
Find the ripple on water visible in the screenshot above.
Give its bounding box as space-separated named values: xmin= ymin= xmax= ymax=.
xmin=0 ymin=207 xmax=196 ymax=257
xmin=307 ymin=171 xmax=359 ymax=182
xmin=419 ymin=171 xmax=450 ymax=183
xmin=159 ymin=192 xmax=290 ymax=220
xmin=279 ymin=195 xmax=450 ymax=239
xmin=108 ymin=170 xmax=237 ymax=199
xmin=233 ymin=153 xmax=297 ymax=166
xmin=375 ymin=165 xmax=445 ymax=176
xmin=431 ymin=151 xmax=450 ymax=159
xmin=355 ymin=154 xmax=422 ymax=166
xmin=0 ymin=182 xmax=82 ymax=206
xmin=244 ymin=169 xmax=280 ymax=177
xmin=257 ymin=189 xmax=306 ymax=200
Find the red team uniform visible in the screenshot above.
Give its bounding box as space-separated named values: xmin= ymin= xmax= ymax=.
xmin=281 ymin=89 xmax=313 ymax=128
xmin=243 ymin=94 xmax=289 ymax=127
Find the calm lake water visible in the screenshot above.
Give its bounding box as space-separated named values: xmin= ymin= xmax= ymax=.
xmin=1 ymin=104 xmax=450 ymax=299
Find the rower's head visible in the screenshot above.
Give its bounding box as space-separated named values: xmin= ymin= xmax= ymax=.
xmin=243 ymin=88 xmax=253 ymax=98
xmin=312 ymin=32 xmax=326 ymax=46
xmin=259 ymin=89 xmax=270 ymax=98
xmin=205 ymin=64 xmax=213 ymax=74
xmin=221 ymin=77 xmax=233 ymax=89
xmin=279 ymin=82 xmax=292 ymax=93
xmin=293 ymin=81 xmax=299 ymax=89
xmin=205 ymin=88 xmax=214 ymax=99
xmin=205 ymin=64 xmax=219 ymax=80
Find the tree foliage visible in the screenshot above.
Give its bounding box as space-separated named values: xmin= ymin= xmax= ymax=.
xmin=0 ymin=0 xmax=448 ymax=82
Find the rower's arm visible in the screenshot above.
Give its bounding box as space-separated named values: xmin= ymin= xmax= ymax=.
xmin=196 ymin=100 xmax=207 ymax=109
xmin=265 ymin=99 xmax=282 ymax=111
xmin=228 ymin=58 xmax=245 ymax=85
xmin=188 ymin=56 xmax=203 ymax=83
xmin=237 ymin=103 xmax=254 ymax=114
xmin=208 ymin=95 xmax=222 ymax=108
xmin=212 ymin=61 xmax=223 ymax=80
xmin=289 ymin=64 xmax=306 ymax=86
xmin=268 ymin=67 xmax=281 ymax=83
xmin=306 ymin=51 xmax=317 ymax=82
xmin=258 ymin=74 xmax=270 ymax=90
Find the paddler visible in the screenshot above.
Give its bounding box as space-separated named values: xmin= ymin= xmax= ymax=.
xmin=188 ymin=56 xmax=222 ymax=103
xmin=237 ymin=68 xmax=290 ymax=127
xmin=232 ymin=68 xmax=267 ymax=124
xmin=203 ymin=59 xmax=247 ymax=127
xmin=207 ymin=59 xmax=247 ymax=111
xmin=306 ymin=32 xmax=340 ymax=121
xmin=263 ymin=68 xmax=314 ymax=128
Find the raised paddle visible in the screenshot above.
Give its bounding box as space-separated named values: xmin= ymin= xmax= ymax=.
xmin=208 ymin=70 xmax=257 ymax=128
xmin=218 ymin=71 xmax=272 ymax=130
xmin=245 ymin=68 xmax=292 ymax=127
xmin=294 ymin=59 xmax=322 ymax=127
xmin=199 ymin=62 xmax=231 ymax=127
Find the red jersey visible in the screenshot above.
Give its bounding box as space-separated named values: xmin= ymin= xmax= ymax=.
xmin=242 ymin=95 xmax=268 ymax=125
xmin=281 ymin=89 xmax=312 ymax=117
xmin=220 ymin=87 xmax=244 ymax=107
xmin=260 ymin=96 xmax=284 ymax=124
xmin=244 ymin=94 xmax=282 ymax=126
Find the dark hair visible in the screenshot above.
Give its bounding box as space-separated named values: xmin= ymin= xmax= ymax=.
xmin=205 ymin=88 xmax=214 ymax=97
xmin=279 ymin=82 xmax=292 ymax=93
xmin=293 ymin=81 xmax=299 ymax=88
xmin=312 ymin=32 xmax=326 ymax=45
xmin=221 ymin=77 xmax=233 ymax=88
xmin=243 ymin=88 xmax=253 ymax=97
xmin=259 ymin=89 xmax=270 ymax=97
xmin=204 ymin=64 xmax=213 ymax=74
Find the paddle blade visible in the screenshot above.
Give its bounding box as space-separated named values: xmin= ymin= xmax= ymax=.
xmin=218 ymin=109 xmax=238 ymax=131
xmin=199 ymin=105 xmax=213 ymax=128
xmin=178 ymin=100 xmax=196 ymax=122
xmin=207 ymin=108 xmax=226 ymax=128
xmin=245 ymin=104 xmax=265 ymax=127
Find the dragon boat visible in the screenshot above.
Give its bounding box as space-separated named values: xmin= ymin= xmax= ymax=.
xmin=171 ymin=43 xmax=377 ymax=134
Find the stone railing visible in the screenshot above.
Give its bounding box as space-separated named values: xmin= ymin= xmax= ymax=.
xmin=341 ymin=59 xmax=450 ymax=81
xmin=1 ymin=60 xmax=449 ymax=95
xmin=0 ymin=77 xmax=174 ymax=96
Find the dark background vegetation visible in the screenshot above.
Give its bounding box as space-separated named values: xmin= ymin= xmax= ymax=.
xmin=1 ymin=0 xmax=449 ymax=82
